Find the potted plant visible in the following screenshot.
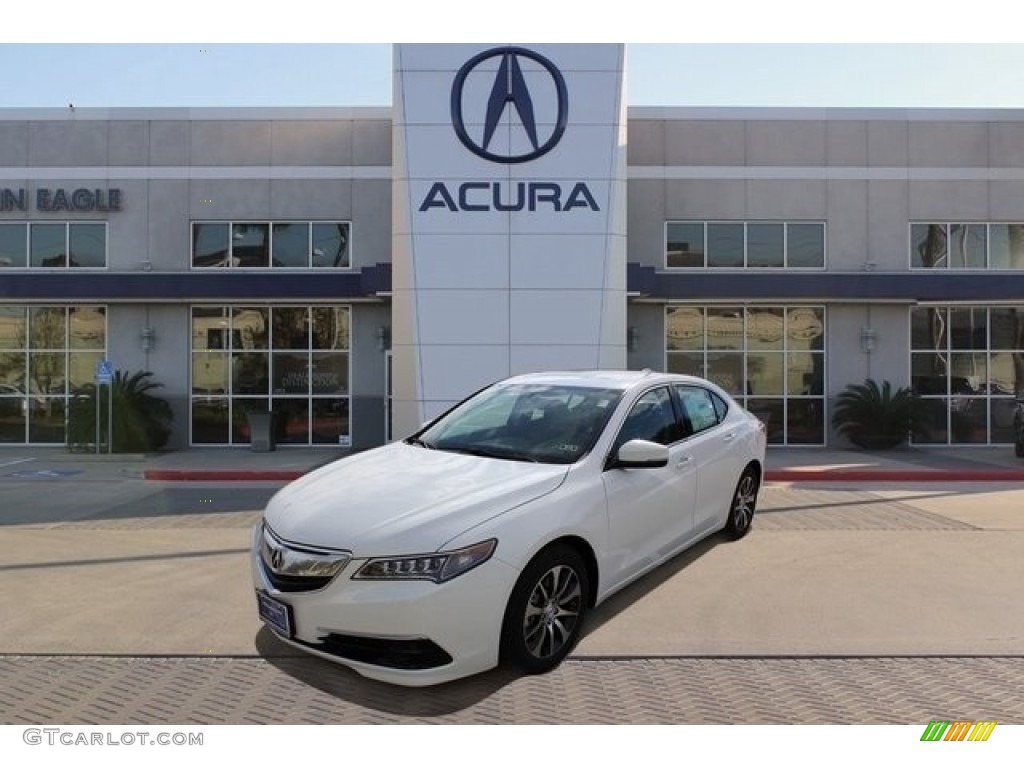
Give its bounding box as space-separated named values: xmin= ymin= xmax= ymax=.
xmin=831 ymin=379 xmax=919 ymax=450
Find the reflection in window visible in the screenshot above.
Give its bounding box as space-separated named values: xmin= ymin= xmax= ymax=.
xmin=666 ymin=221 xmax=825 ymax=268
xmin=192 ymin=223 xmax=230 ymax=267
xmin=707 ymin=224 xmax=744 ymax=267
xmin=912 ymin=223 xmax=1024 ymax=269
xmin=910 ymin=305 xmax=1024 ymax=445
xmin=232 ymin=223 xmax=269 ymax=267
xmin=69 ymin=224 xmax=106 ymax=268
xmin=747 ymin=223 xmax=784 ymax=268
xmin=312 ymin=223 xmax=350 ymax=268
xmin=0 ymin=223 xmax=105 ymax=269
xmin=190 ymin=305 xmax=351 ymax=446
xmin=0 ymin=305 xmax=106 ymax=444
xmin=666 ymin=223 xmax=704 ymax=268
xmin=193 ymin=221 xmax=351 ymax=269
xmin=30 ymin=224 xmax=66 ymax=268
xmin=0 ymin=224 xmax=26 ymax=268
xmin=666 ymin=305 xmax=826 ymax=445
xmin=272 ymin=223 xmax=309 ymax=268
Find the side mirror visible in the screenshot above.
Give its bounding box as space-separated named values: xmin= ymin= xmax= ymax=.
xmin=611 ymin=439 xmax=669 ymax=469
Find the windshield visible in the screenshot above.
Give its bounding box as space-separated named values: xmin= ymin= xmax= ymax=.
xmin=411 ymin=383 xmax=625 ymax=464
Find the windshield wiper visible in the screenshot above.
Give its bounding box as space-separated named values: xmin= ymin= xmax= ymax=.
xmin=404 ymin=436 xmax=436 ymax=449
xmin=442 ymin=445 xmax=539 ymax=463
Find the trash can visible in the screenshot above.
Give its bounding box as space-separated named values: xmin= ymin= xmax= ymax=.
xmin=248 ymin=411 xmax=276 ymax=453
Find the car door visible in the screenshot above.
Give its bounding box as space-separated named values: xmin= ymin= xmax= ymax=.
xmin=673 ymin=384 xmax=742 ymax=536
xmin=601 ymin=386 xmax=697 ymax=586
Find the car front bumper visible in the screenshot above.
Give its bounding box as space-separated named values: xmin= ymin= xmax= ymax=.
xmin=249 ymin=524 xmax=519 ymax=687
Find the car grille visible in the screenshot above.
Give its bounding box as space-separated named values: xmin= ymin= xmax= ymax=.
xmin=299 ymin=633 xmax=454 ymax=670
xmin=260 ymin=523 xmax=350 ymax=593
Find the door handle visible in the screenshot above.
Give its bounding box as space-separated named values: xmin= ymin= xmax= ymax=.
xmin=676 ymin=455 xmax=693 ymax=468
xmin=723 ymin=432 xmax=736 ymax=443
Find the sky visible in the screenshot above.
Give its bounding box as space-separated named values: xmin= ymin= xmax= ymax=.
xmin=3 ymin=2 xmax=1024 ymax=110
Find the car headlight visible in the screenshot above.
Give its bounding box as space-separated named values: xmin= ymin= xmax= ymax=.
xmin=353 ymin=539 xmax=497 ymax=583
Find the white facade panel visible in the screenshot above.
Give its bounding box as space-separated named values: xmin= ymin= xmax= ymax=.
xmin=510 ymin=290 xmax=606 ymax=346
xmin=508 ymin=234 xmax=612 ymax=289
xmin=416 ymin=290 xmax=510 ymax=345
xmin=410 ymin=234 xmax=511 ymax=289
xmin=393 ymin=44 xmax=627 ymax=435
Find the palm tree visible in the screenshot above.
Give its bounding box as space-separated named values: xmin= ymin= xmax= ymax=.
xmin=831 ymin=379 xmax=920 ymax=450
xmin=68 ymin=370 xmax=172 ymax=452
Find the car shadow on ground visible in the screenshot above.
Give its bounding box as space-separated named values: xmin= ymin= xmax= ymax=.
xmin=254 ymin=531 xmax=728 ymax=716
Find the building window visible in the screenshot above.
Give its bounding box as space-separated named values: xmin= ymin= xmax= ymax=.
xmin=191 ymin=221 xmax=351 ymax=269
xmin=0 ymin=305 xmax=107 ymax=443
xmin=665 ymin=305 xmax=826 ymax=445
xmin=190 ymin=305 xmax=351 ymax=446
xmin=911 ymin=305 xmax=1024 ymax=444
xmin=666 ymin=222 xmax=825 ymax=269
xmin=0 ymin=223 xmax=106 ymax=268
xmin=910 ymin=223 xmax=1024 ymax=269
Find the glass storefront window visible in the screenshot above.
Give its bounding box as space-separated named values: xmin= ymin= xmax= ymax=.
xmin=271 ymin=223 xmax=309 ymax=268
xmin=312 ymin=223 xmax=350 ymax=268
xmin=786 ymin=223 xmax=825 ymax=268
xmin=665 ymin=305 xmax=826 ymax=445
xmin=190 ymin=305 xmax=352 ymax=446
xmin=69 ymin=224 xmax=106 ymax=268
xmin=666 ymin=223 xmax=704 ymax=268
xmin=232 ymin=223 xmax=269 ymax=268
xmin=0 ymin=305 xmax=106 ymax=444
xmin=911 ymin=304 xmax=1024 ymax=444
xmin=667 ymin=221 xmax=824 ymax=268
xmin=747 ymin=223 xmax=784 ymax=268
xmin=707 ymin=224 xmax=744 ymax=268
xmin=0 ymin=224 xmax=26 ymax=268
xmin=192 ymin=223 xmax=230 ymax=267
xmin=30 ymin=224 xmax=67 ymax=268
xmin=912 ymin=223 xmax=1024 ymax=269
xmin=193 ymin=221 xmax=351 ymax=269
xmin=0 ymin=224 xmax=105 ymax=269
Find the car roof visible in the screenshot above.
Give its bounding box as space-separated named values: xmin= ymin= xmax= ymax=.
xmin=499 ymin=369 xmax=711 ymax=392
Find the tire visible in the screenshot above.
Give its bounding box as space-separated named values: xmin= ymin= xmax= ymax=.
xmin=501 ymin=544 xmax=590 ymax=675
xmin=1015 ymin=441 xmax=1024 ymax=459
xmin=724 ymin=466 xmax=759 ymax=540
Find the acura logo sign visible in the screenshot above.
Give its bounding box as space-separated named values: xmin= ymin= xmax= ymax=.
xmin=451 ymin=46 xmax=568 ymax=164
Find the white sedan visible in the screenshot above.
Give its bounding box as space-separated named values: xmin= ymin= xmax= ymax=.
xmin=251 ymin=370 xmax=766 ymax=686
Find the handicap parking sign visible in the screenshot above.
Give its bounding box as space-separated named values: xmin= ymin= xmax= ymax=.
xmin=95 ymin=359 xmax=114 ymax=384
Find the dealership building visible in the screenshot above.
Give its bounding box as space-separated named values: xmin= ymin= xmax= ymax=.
xmin=1 ymin=43 xmax=1023 ymax=450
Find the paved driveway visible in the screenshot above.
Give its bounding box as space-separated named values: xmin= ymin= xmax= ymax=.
xmin=1 ymin=481 xmax=1022 ymax=723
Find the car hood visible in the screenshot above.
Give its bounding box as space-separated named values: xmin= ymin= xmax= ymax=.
xmin=262 ymin=442 xmax=569 ymax=554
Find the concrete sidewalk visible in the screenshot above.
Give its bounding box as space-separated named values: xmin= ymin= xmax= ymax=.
xmin=3 ymin=443 xmax=1024 ymax=482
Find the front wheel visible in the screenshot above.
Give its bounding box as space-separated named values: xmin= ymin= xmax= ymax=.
xmin=724 ymin=466 xmax=760 ymax=539
xmin=500 ymin=544 xmax=590 ymax=675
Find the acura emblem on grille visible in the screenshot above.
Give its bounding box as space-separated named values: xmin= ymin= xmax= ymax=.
xmin=270 ymin=545 xmax=285 ymax=572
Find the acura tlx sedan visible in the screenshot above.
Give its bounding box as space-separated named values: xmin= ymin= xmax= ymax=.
xmin=251 ymin=370 xmax=767 ymax=686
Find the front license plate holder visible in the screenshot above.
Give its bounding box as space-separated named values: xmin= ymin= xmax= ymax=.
xmin=256 ymin=591 xmax=293 ymax=638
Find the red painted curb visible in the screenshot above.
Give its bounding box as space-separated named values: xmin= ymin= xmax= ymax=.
xmin=144 ymin=469 xmax=305 ymax=482
xmin=766 ymin=469 xmax=1024 ymax=483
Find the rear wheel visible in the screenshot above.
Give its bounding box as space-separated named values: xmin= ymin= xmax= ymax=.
xmin=501 ymin=544 xmax=589 ymax=674
xmin=724 ymin=466 xmax=759 ymax=539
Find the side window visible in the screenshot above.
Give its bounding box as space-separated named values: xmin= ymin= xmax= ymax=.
xmin=674 ymin=385 xmax=723 ymax=436
xmin=613 ymin=387 xmax=681 ymax=450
